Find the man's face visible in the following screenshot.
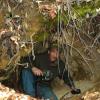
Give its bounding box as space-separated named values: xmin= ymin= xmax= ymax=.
xmin=49 ymin=48 xmax=59 ymax=62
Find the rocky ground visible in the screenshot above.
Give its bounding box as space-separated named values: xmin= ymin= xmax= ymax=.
xmin=53 ymin=80 xmax=100 ymax=100
xmin=0 ymin=83 xmax=37 ymax=100
xmin=0 ymin=80 xmax=100 ymax=100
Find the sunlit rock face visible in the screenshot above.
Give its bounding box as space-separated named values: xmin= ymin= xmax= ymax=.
xmin=82 ymin=91 xmax=100 ymax=100
xmin=0 ymin=0 xmax=42 ymax=80
xmin=0 ymin=83 xmax=37 ymax=100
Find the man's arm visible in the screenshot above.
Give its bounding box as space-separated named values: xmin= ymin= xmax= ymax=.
xmin=58 ymin=60 xmax=81 ymax=94
xmin=19 ymin=53 xmax=34 ymax=68
xmin=32 ymin=54 xmax=43 ymax=76
xmin=58 ymin=60 xmax=75 ymax=90
xmin=20 ymin=53 xmax=43 ymax=76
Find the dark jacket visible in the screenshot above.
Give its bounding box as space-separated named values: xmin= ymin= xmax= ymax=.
xmin=20 ymin=52 xmax=75 ymax=88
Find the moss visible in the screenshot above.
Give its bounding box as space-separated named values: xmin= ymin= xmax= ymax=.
xmin=73 ymin=3 xmax=95 ymax=18
xmin=33 ymin=32 xmax=49 ymax=42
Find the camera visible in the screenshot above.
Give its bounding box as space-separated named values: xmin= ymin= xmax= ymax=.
xmin=41 ymin=70 xmax=53 ymax=81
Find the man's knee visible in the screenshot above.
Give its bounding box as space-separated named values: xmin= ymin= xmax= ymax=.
xmin=21 ymin=68 xmax=37 ymax=97
xmin=21 ymin=68 xmax=36 ymax=81
xmin=21 ymin=68 xmax=33 ymax=76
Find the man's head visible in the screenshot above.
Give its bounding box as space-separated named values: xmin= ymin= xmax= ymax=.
xmin=48 ymin=45 xmax=60 ymax=62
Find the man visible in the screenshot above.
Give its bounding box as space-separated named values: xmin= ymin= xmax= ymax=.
xmin=20 ymin=45 xmax=81 ymax=100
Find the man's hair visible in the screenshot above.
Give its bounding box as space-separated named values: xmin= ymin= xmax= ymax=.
xmin=48 ymin=44 xmax=61 ymax=53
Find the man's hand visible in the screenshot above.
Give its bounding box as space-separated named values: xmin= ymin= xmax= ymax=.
xmin=71 ymin=88 xmax=81 ymax=94
xmin=32 ymin=67 xmax=43 ymax=76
